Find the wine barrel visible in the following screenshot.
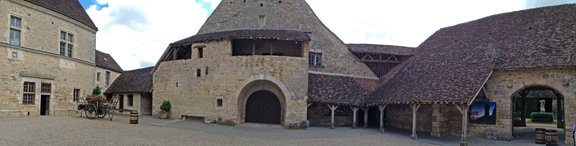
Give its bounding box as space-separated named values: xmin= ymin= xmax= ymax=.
xmin=545 ymin=129 xmax=557 ymax=146
xmin=130 ymin=111 xmax=139 ymax=124
xmin=535 ymin=128 xmax=546 ymax=144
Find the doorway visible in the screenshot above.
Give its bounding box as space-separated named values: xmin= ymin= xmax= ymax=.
xmin=119 ymin=95 xmax=124 ymax=111
xmin=40 ymin=95 xmax=50 ymax=115
xmin=358 ymin=107 xmax=386 ymax=127
xmin=245 ymin=90 xmax=281 ymax=124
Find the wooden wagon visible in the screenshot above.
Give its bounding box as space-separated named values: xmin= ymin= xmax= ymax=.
xmin=78 ymin=96 xmax=120 ymax=120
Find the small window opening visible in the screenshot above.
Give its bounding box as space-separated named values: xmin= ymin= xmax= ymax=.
xmin=309 ymin=52 xmax=322 ymax=66
xmin=27 ymin=112 xmax=30 ymax=116
xmin=176 ymin=82 xmax=179 ymax=87
xmin=12 ymin=52 xmax=17 ymax=58
xmin=260 ymin=3 xmax=263 ymax=6
xmin=217 ymin=99 xmax=223 ymax=107
xmin=243 ymin=0 xmax=246 ymax=2
xmin=197 ymin=69 xmax=201 ymax=77
xmin=279 ymin=1 xmax=282 ymax=3
xmin=198 ymin=48 xmax=203 ymax=58
xmin=128 ymin=94 xmax=133 ymax=106
xmin=205 ymin=67 xmax=209 ymax=75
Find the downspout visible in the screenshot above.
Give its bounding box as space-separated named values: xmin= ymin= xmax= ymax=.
xmin=468 ymin=70 xmax=493 ymax=106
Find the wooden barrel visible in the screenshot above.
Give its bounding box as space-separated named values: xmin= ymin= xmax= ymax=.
xmin=130 ymin=111 xmax=138 ymax=124
xmin=545 ymin=129 xmax=557 ymax=146
xmin=535 ymin=128 xmax=546 ymax=144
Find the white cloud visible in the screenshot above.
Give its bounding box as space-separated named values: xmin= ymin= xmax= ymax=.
xmin=86 ymin=0 xmax=208 ymax=70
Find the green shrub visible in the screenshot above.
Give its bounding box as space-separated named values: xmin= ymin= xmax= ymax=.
xmin=92 ymin=86 xmax=102 ymax=96
xmin=160 ymin=100 xmax=171 ymax=112
xmin=531 ymin=112 xmax=553 ymax=122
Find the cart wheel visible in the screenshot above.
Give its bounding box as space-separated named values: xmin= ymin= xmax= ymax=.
xmin=97 ymin=110 xmax=106 ymax=119
xmin=85 ymin=104 xmax=96 ymax=119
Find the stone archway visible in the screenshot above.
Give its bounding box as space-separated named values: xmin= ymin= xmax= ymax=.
xmin=236 ymin=75 xmax=288 ymax=125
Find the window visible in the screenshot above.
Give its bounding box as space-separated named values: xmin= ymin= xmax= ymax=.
xmin=59 ymin=31 xmax=74 ymax=57
xmin=9 ymin=16 xmax=22 ymax=46
xmin=196 ymin=69 xmax=201 ymax=77
xmin=41 ymin=83 xmax=51 ymax=93
xmin=23 ymin=82 xmax=35 ymax=105
xmin=12 ymin=52 xmax=18 ymax=58
xmin=128 ymin=95 xmax=133 ymax=106
xmin=198 ymin=48 xmax=203 ymax=58
xmin=96 ymin=72 xmax=101 ymax=82
xmin=105 ymin=71 xmax=110 ymax=86
xmin=309 ymin=52 xmax=322 ymax=66
xmin=217 ymin=99 xmax=223 ymax=107
xmin=73 ymin=89 xmax=80 ymax=102
xmin=205 ymin=67 xmax=209 ymax=75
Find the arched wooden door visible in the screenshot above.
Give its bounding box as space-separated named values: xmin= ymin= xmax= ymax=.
xmin=245 ymin=90 xmax=281 ymax=124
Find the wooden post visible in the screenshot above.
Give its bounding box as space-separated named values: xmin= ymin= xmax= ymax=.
xmin=328 ymin=104 xmax=339 ymax=129
xmin=351 ymin=107 xmax=359 ymax=129
xmin=519 ymin=90 xmax=529 ymax=126
xmin=252 ymin=40 xmax=255 ymax=55
xmin=378 ymin=104 xmax=388 ymax=132
xmin=361 ymin=107 xmax=369 ymax=128
xmin=410 ymin=104 xmax=421 ymax=140
xmin=455 ymin=104 xmax=469 ymax=146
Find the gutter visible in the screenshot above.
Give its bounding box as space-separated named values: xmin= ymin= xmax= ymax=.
xmin=468 ymin=70 xmax=493 ymax=106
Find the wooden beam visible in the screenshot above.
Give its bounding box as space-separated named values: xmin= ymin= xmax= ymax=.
xmin=454 ymin=104 xmax=469 ymax=146
xmin=410 ymin=104 xmax=421 ymax=140
xmin=358 ymin=59 xmax=403 ymax=63
xmin=351 ymin=107 xmax=359 ymax=129
xmin=379 ymin=104 xmax=388 ymax=132
xmin=328 ymin=104 xmax=339 ymax=129
xmin=361 ymin=107 xmax=369 ymax=128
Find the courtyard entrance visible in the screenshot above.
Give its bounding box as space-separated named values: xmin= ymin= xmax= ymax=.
xmin=245 ymin=90 xmax=281 ymax=124
xmin=512 ymin=86 xmax=565 ymax=143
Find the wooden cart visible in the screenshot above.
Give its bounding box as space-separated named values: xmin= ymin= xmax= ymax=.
xmin=78 ymin=96 xmax=120 ymax=121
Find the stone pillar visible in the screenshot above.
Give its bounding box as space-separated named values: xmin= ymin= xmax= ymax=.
xmin=361 ymin=107 xmax=369 ymax=128
xmin=351 ymin=107 xmax=359 ymax=129
xmin=410 ymin=104 xmax=421 ymax=140
xmin=328 ymin=104 xmax=339 ymax=129
xmin=431 ymin=104 xmax=449 ymax=137
xmin=378 ymin=104 xmax=387 ymax=132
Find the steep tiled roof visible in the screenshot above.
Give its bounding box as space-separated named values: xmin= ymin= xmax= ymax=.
xmin=95 ymin=50 xmax=123 ymax=73
xmin=308 ymin=73 xmax=378 ymax=106
xmin=171 ymin=29 xmax=311 ymax=46
xmin=24 ymin=0 xmax=97 ymax=30
xmin=369 ymin=4 xmax=576 ymax=104
xmin=104 ymin=67 xmax=153 ymax=94
xmin=347 ymin=44 xmax=415 ymax=56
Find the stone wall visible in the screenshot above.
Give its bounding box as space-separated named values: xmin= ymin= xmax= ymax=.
xmin=307 ymin=103 xmax=353 ymax=126
xmin=469 ymin=67 xmax=576 ymax=144
xmin=95 ymin=67 xmax=120 ymax=92
xmin=431 ymin=104 xmax=463 ymax=137
xmin=1 ymin=0 xmax=97 ymax=62
xmin=153 ymin=39 xmax=308 ymax=125
xmin=0 ymin=0 xmax=98 ymax=118
xmin=386 ymin=104 xmax=433 ymax=132
xmin=199 ymin=0 xmax=376 ymax=78
xmin=111 ymin=93 xmax=150 ymax=115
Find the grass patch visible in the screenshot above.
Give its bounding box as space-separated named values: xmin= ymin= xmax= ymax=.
xmin=526 ymin=119 xmax=557 ymax=125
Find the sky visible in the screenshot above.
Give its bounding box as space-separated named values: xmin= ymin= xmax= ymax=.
xmin=79 ymin=0 xmax=576 ymax=71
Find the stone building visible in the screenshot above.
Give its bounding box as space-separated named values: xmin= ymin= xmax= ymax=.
xmin=105 ymin=67 xmax=153 ymax=115
xmin=0 ymin=0 xmax=121 ymax=117
xmin=147 ymin=1 xmax=575 ymax=145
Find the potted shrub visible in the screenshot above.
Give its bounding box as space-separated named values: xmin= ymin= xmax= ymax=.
xmin=159 ymin=100 xmax=172 ymax=119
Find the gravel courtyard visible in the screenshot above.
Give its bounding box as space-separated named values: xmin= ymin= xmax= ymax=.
xmin=0 ymin=115 xmax=436 ymax=146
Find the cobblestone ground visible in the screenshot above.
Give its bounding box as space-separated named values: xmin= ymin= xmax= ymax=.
xmin=0 ymin=115 xmax=437 ymax=146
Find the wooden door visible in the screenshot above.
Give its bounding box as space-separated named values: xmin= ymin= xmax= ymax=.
xmin=245 ymin=90 xmax=281 ymax=124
